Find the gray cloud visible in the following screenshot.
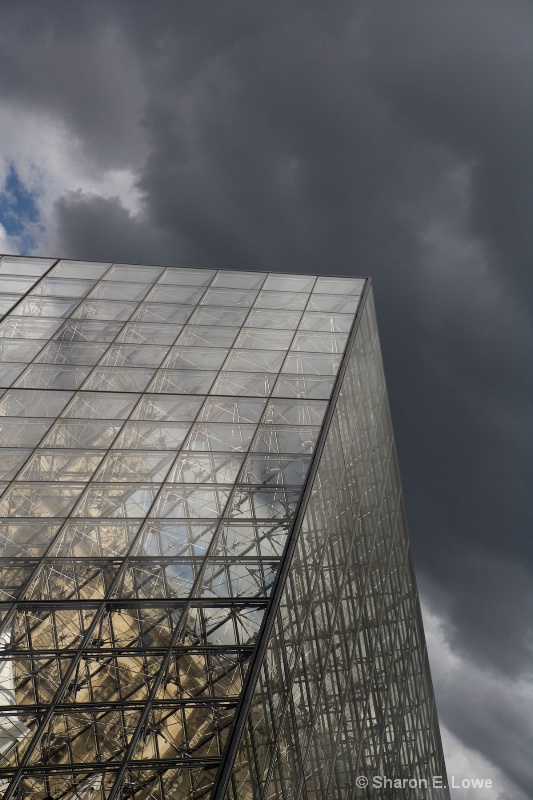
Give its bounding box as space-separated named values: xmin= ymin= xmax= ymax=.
xmin=1 ymin=1 xmax=532 ymax=795
xmin=0 ymin=1 xmax=146 ymax=170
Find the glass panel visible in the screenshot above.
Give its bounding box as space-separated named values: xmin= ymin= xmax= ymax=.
xmin=210 ymin=372 xmax=276 ymax=397
xmin=184 ymin=423 xmax=257 ymax=452
xmin=200 ymin=560 xmax=279 ymax=598
xmin=0 ymin=256 xmax=54 ymax=276
xmin=49 ymin=260 xmax=111 ymax=278
xmin=105 ymin=264 xmax=164 ymax=282
xmin=34 ymin=342 xmax=107 ymax=364
xmin=228 ymin=487 xmax=300 ymax=520
xmin=283 ymin=352 xmax=342 ymax=376
xmin=0 ymin=389 xmax=72 ymax=417
xmin=169 ymin=453 xmax=244 ymax=484
xmin=162 ymin=346 xmax=228 ymax=370
xmin=0 ymin=316 xmax=63 ymax=339
xmin=0 ymin=363 xmax=26 ymax=386
xmin=131 ymin=394 xmax=203 ymax=422
xmin=151 ymin=486 xmax=231 ymax=519
xmin=263 ymin=399 xmax=328 ymax=426
xmin=212 ymin=271 xmax=266 ymax=289
xmin=53 ymin=319 xmax=124 ymax=341
xmin=252 ymin=425 xmax=320 ymax=455
xmin=95 ymin=451 xmax=175 ymax=482
xmin=273 ymin=375 xmax=335 ymax=399
xmin=0 ymin=339 xmax=43 ymax=361
xmin=8 ymin=606 xmax=99 ymax=650
xmin=145 ymin=284 xmax=205 ymax=304
xmin=118 ymin=558 xmax=197 ymax=598
xmin=116 ymin=322 xmax=182 ymax=344
xmin=212 ymin=521 xmax=291 ymax=558
xmin=307 ymin=294 xmax=360 ymax=313
xmin=0 ymin=519 xmax=62 ymax=557
xmin=25 ymin=560 xmax=111 ymax=598
xmin=41 ymin=420 xmax=123 ymax=448
xmin=158 ymin=267 xmax=215 ymax=285
xmin=176 ymin=324 xmax=239 ymax=348
xmin=62 ymin=392 xmax=140 ymax=419
xmin=0 ymin=448 xmax=33 ymax=480
xmin=201 ymin=288 xmax=257 ymax=307
xmin=223 ymin=349 xmax=285 ymax=373
xmin=71 ymin=300 xmax=138 ymax=320
xmin=132 ymin=303 xmax=193 ymax=324
xmin=299 ymin=311 xmax=354 ymax=332
xmin=0 ymin=276 xmax=37 ymax=293
xmin=0 ymin=295 xmax=19 ymax=315
xmin=263 ymin=274 xmax=316 ymax=292
xmin=242 ymin=454 xmax=312 ymax=486
xmin=254 ymin=291 xmax=308 ymax=310
xmin=0 ymin=418 xmax=52 ymax=446
xmin=0 ymin=483 xmax=85 ymax=517
xmin=291 ymin=331 xmax=349 ymax=353
xmin=155 ymin=650 xmax=247 ymax=701
xmin=30 ymin=278 xmax=95 ymax=297
xmin=73 ymin=484 xmax=159 ymax=518
xmin=234 ymin=328 xmax=294 ymax=350
xmin=189 ymin=306 xmax=249 ymax=327
xmin=244 ymin=309 xmax=302 ymax=329
xmin=114 ymin=421 xmax=191 ymax=450
xmin=0 ymin=565 xmax=35 ymax=599
xmin=125 ymin=767 xmax=220 ymax=798
xmin=50 ymin=520 xmax=140 ymax=557
xmin=148 ymin=369 xmax=217 ymax=395
xmin=88 ymin=281 xmax=150 ymax=301
xmin=17 ymin=450 xmax=105 ymax=481
xmin=314 ymin=276 xmax=365 ymax=295
xmin=16 ymin=296 xmax=80 ymax=317
xmin=14 ymin=364 xmax=92 ymax=390
xmin=82 ymin=367 xmax=155 ymax=392
xmin=134 ymin=521 xmax=217 ymax=557
xmin=99 ymin=344 xmax=170 ymax=367
xmin=198 ymin=397 xmax=266 ymax=424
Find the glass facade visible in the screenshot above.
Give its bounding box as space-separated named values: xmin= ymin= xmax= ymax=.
xmin=0 ymin=255 xmax=447 ymax=799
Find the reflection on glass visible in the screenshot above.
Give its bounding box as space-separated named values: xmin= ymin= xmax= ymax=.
xmin=0 ymin=256 xmax=54 ymax=276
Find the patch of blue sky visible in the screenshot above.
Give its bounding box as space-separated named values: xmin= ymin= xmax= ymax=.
xmin=0 ymin=162 xmax=43 ymax=252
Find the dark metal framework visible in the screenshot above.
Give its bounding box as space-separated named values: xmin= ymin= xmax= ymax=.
xmin=0 ymin=255 xmax=448 ymax=800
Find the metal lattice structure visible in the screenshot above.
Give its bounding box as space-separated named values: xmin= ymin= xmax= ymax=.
xmin=0 ymin=256 xmax=448 ymax=800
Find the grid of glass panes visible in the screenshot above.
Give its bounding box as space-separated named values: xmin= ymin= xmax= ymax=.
xmin=221 ymin=293 xmax=449 ymax=800
xmin=0 ymin=254 xmax=364 ymax=800
xmin=0 ymin=258 xmax=57 ymax=334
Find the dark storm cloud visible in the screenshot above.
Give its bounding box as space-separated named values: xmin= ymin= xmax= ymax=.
xmin=0 ymin=1 xmax=146 ymax=169
xmin=2 ymin=1 xmax=532 ymax=794
xmin=362 ymin=3 xmax=533 ymax=293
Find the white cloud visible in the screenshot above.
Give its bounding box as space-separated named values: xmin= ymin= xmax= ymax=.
xmin=0 ymin=221 xmax=19 ymax=255
xmin=421 ymin=598 xmax=533 ymax=800
xmin=0 ymin=100 xmax=144 ymax=256
xmin=441 ymin=726 xmax=528 ymax=800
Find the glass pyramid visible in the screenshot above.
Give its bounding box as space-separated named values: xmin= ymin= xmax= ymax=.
xmin=0 ymin=256 xmax=448 ymax=799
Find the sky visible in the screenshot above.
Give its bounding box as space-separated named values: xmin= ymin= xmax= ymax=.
xmin=0 ymin=2 xmax=532 ymax=797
